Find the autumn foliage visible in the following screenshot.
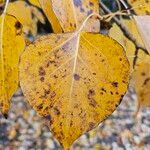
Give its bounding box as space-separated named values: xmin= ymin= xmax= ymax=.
xmin=0 ymin=0 xmax=150 ymax=149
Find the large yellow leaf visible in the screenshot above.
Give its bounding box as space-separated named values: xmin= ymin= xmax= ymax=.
xmin=0 ymin=15 xmax=25 ymax=116
xmin=134 ymin=16 xmax=150 ymax=54
xmin=133 ymin=62 xmax=150 ymax=108
xmin=39 ymin=0 xmax=100 ymax=33
xmin=7 ymin=1 xmax=45 ymax=36
xmin=128 ymin=0 xmax=150 ymax=15
xmin=19 ymin=31 xmax=130 ymax=149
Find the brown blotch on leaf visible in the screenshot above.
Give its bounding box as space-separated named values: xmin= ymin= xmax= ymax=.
xmin=15 ymin=21 xmax=22 ymax=29
xmin=40 ymin=77 xmax=45 ymax=82
xmin=112 ymin=81 xmax=118 ymax=87
xmin=88 ymin=89 xmax=95 ymax=97
xmin=89 ymin=98 xmax=97 ymax=107
xmin=50 ymin=91 xmax=56 ymax=98
xmin=45 ymin=115 xmax=51 ymax=120
xmin=101 ymin=87 xmax=106 ymax=93
xmin=141 ymin=72 xmax=146 ymax=76
xmin=89 ymin=2 xmax=94 ymax=6
xmin=88 ymin=122 xmax=95 ymax=131
xmin=53 ymin=107 xmax=60 ymax=115
xmin=74 ymin=73 xmax=80 ymax=81
xmin=143 ymin=77 xmax=150 ymax=85
xmin=39 ymin=66 xmax=46 ymax=76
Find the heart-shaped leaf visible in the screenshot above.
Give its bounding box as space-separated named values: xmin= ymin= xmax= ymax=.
xmin=19 ymin=30 xmax=130 ymax=149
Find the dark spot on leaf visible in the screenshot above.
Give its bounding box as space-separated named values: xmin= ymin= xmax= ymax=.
xmin=50 ymin=91 xmax=56 ymax=98
xmin=87 ymin=10 xmax=93 ymax=15
xmin=15 ymin=21 xmax=22 ymax=29
xmin=88 ymin=89 xmax=95 ymax=97
xmin=101 ymin=87 xmax=106 ymax=93
xmin=40 ymin=77 xmax=45 ymax=82
xmin=112 ymin=81 xmax=118 ymax=87
xmin=119 ymin=58 xmax=122 ymax=61
xmin=89 ymin=2 xmax=94 ymax=6
xmin=93 ymin=73 xmax=96 ymax=75
xmin=141 ymin=72 xmax=146 ymax=76
xmin=143 ymin=77 xmax=150 ymax=85
xmin=80 ymin=7 xmax=85 ymax=12
xmin=45 ymin=115 xmax=51 ymax=120
xmin=37 ymin=104 xmax=43 ymax=110
xmin=115 ymin=92 xmax=119 ymax=95
xmin=53 ymin=107 xmax=60 ymax=115
xmin=74 ymin=73 xmax=80 ymax=81
xmin=88 ymin=122 xmax=95 ymax=131
xmin=39 ymin=67 xmax=46 ymax=76
xmin=110 ymin=91 xmax=113 ymax=95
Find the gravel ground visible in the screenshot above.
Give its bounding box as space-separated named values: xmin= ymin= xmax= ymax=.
xmin=0 ymin=88 xmax=150 ymax=150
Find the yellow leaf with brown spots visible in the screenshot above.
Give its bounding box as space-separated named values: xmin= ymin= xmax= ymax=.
xmin=40 ymin=0 xmax=100 ymax=33
xmin=133 ymin=62 xmax=150 ymax=108
xmin=19 ymin=32 xmax=130 ymax=149
xmin=7 ymin=1 xmax=45 ymax=36
xmin=0 ymin=15 xmax=25 ymax=117
xmin=128 ymin=0 xmax=150 ymax=15
xmin=52 ymin=0 xmax=100 ymax=32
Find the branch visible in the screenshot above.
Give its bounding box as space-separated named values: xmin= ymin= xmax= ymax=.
xmin=100 ymin=1 xmax=148 ymax=55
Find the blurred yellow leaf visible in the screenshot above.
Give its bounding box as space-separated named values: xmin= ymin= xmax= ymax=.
xmin=39 ymin=0 xmax=63 ymax=33
xmin=134 ymin=16 xmax=150 ymax=54
xmin=29 ymin=0 xmax=41 ymax=7
xmin=133 ymin=62 xmax=150 ymax=108
xmin=7 ymin=0 xmax=45 ymax=36
xmin=19 ymin=31 xmax=130 ymax=149
xmin=39 ymin=0 xmax=100 ymax=33
xmin=128 ymin=0 xmax=150 ymax=15
xmin=0 ymin=15 xmax=25 ymax=116
xmin=109 ymin=19 xmax=149 ymax=68
xmin=51 ymin=0 xmax=100 ymax=32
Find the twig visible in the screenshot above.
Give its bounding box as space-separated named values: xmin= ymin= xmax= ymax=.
xmin=100 ymin=1 xmax=148 ymax=55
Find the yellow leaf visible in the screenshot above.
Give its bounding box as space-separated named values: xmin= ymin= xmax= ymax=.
xmin=109 ymin=19 xmax=149 ymax=68
xmin=134 ymin=16 xmax=150 ymax=54
xmin=51 ymin=0 xmax=100 ymax=32
xmin=38 ymin=0 xmax=63 ymax=33
xmin=7 ymin=1 xmax=45 ymax=36
xmin=133 ymin=62 xmax=150 ymax=108
xmin=128 ymin=0 xmax=150 ymax=15
xmin=39 ymin=0 xmax=100 ymax=33
xmin=29 ymin=0 xmax=41 ymax=8
xmin=19 ymin=31 xmax=130 ymax=149
xmin=0 ymin=15 xmax=25 ymax=116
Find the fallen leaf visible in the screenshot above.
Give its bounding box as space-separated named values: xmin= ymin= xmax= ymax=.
xmin=134 ymin=16 xmax=150 ymax=54
xmin=7 ymin=0 xmax=45 ymax=36
xmin=0 ymin=15 xmax=25 ymax=116
xmin=19 ymin=30 xmax=130 ymax=149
